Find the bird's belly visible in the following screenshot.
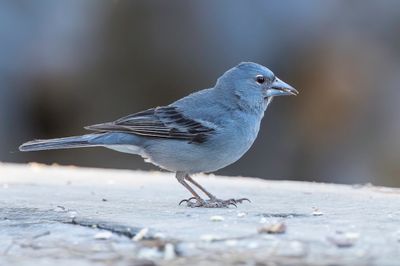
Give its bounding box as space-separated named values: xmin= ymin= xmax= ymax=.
xmin=143 ymin=126 xmax=259 ymax=174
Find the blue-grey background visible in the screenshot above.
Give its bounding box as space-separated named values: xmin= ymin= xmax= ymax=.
xmin=1 ymin=1 xmax=400 ymax=186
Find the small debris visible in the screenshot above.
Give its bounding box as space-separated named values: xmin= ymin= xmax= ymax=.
xmin=312 ymin=211 xmax=323 ymax=216
xmin=200 ymin=234 xmax=220 ymax=242
xmin=32 ymin=231 xmax=51 ymax=239
xmin=29 ymin=162 xmax=45 ymax=171
xmin=133 ymin=228 xmax=149 ymax=241
xmin=210 ymin=215 xmax=225 ymax=222
xmin=312 ymin=207 xmax=323 ymax=216
xmin=53 ymin=206 xmax=66 ymax=212
xmin=163 ymin=243 xmax=176 ymax=260
xmin=94 ymin=231 xmax=113 ymax=240
xmin=327 ymin=231 xmax=359 ymax=248
xmin=102 ymin=198 xmax=108 ymax=202
xmin=258 ymin=222 xmax=286 ymax=234
xmin=237 ymin=212 xmax=247 ymax=218
xmin=224 ymin=239 xmax=238 ymax=246
xmin=68 ymin=211 xmax=78 ymax=218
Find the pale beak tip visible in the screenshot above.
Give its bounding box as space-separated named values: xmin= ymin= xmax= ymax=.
xmin=283 ymin=87 xmax=299 ymax=96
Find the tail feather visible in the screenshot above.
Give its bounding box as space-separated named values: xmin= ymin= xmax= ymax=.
xmin=19 ymin=134 xmax=100 ymax=152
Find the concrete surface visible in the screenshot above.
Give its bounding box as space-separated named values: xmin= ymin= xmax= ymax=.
xmin=0 ymin=162 xmax=399 ymax=266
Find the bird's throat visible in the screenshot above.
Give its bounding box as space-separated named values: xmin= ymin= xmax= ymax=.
xmin=264 ymin=96 xmax=274 ymax=110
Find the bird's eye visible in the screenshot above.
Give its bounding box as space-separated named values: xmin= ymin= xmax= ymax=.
xmin=256 ymin=75 xmax=265 ymax=84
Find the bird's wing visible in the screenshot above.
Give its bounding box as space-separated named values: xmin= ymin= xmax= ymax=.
xmin=85 ymin=106 xmax=216 ymax=144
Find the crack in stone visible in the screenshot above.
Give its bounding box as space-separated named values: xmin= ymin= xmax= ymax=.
xmin=67 ymin=217 xmax=143 ymax=239
xmin=258 ymin=213 xmax=310 ymax=218
xmin=0 ymin=207 xmax=147 ymax=240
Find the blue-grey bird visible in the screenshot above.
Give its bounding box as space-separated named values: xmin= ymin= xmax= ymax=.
xmin=19 ymin=62 xmax=298 ymax=208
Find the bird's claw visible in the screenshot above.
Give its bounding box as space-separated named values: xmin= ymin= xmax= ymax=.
xmin=178 ymin=197 xmax=197 ymax=205
xmin=178 ymin=197 xmax=250 ymax=208
xmin=228 ymin=198 xmax=251 ymax=204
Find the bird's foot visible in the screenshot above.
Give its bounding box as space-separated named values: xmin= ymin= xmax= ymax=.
xmin=179 ymin=197 xmax=251 ymax=208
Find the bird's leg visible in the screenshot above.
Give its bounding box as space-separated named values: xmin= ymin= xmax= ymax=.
xmin=184 ymin=174 xmax=216 ymax=200
xmin=176 ymin=172 xmax=205 ymax=207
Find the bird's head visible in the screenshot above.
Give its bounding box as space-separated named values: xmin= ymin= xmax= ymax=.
xmin=216 ymin=62 xmax=298 ymax=112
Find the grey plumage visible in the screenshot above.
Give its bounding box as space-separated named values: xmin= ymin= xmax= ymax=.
xmin=20 ymin=62 xmax=298 ymax=208
xmin=19 ymin=134 xmax=99 ymax=151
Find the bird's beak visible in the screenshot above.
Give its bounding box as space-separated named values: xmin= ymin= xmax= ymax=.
xmin=266 ymin=77 xmax=298 ymax=97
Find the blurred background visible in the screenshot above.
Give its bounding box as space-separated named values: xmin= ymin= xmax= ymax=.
xmin=1 ymin=0 xmax=399 ymax=187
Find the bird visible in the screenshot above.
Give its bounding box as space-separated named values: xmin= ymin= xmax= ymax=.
xmin=19 ymin=62 xmax=298 ymax=208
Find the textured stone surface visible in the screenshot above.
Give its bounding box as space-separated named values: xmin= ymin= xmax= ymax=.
xmin=1 ymin=163 xmax=400 ymax=265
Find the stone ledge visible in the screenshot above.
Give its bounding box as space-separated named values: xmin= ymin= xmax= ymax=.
xmin=1 ymin=163 xmax=399 ymax=266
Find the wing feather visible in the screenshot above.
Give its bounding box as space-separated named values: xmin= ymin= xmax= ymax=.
xmin=85 ymin=106 xmax=215 ymax=143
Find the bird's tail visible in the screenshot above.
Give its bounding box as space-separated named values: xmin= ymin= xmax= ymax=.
xmin=19 ymin=134 xmax=101 ymax=152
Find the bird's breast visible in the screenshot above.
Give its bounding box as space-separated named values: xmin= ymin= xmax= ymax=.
xmin=211 ymin=112 xmax=262 ymax=161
